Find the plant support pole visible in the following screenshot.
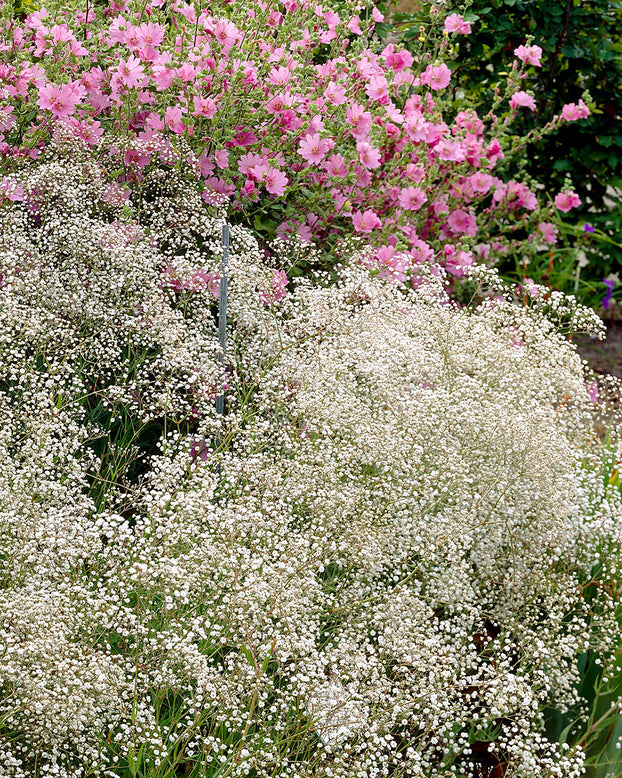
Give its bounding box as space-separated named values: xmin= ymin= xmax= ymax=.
xmin=215 ymin=222 xmax=229 ymax=417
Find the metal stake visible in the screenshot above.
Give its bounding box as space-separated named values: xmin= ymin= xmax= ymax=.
xmin=215 ymin=222 xmax=229 ymax=418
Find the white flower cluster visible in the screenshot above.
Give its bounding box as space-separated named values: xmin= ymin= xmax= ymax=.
xmin=0 ymin=160 xmax=620 ymax=778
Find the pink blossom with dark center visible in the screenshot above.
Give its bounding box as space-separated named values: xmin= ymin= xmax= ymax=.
xmin=444 ymin=13 xmax=472 ymax=34
xmin=447 ymin=209 xmax=477 ymax=236
xmin=420 ymin=64 xmax=451 ymax=91
xmin=398 ymin=186 xmax=427 ymax=211
xmin=554 ymin=191 xmax=581 ymax=213
xmin=352 ymin=209 xmax=382 ymax=233
xmin=298 ymin=133 xmax=330 ymax=164
xmin=513 ymin=44 xmax=543 ymax=67
xmin=509 ymin=91 xmax=536 ymax=111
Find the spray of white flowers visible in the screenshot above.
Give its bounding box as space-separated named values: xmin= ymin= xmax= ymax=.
xmin=0 ymin=152 xmax=621 ymax=778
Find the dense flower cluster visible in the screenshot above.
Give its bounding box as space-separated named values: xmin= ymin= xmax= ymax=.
xmin=0 ymin=0 xmax=589 ymax=282
xmin=1 ymin=160 xmax=621 ymax=776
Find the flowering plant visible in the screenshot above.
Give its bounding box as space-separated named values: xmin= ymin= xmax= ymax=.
xmin=0 ymin=0 xmax=594 ymax=287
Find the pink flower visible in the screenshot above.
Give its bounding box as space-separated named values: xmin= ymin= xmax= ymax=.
xmin=164 ymin=106 xmax=185 ymax=134
xmin=260 ymin=270 xmax=288 ymax=304
xmin=554 ymin=191 xmax=581 ymax=213
xmin=298 ymin=133 xmax=330 ymax=164
xmin=561 ymin=99 xmax=590 ymax=121
xmin=135 ymin=22 xmax=165 ymax=48
xmin=420 ymin=64 xmax=451 ymax=91
xmin=116 ymin=56 xmax=145 ymax=89
xmin=347 ymin=16 xmax=362 ymax=35
xmin=365 ymin=75 xmax=389 ymax=104
xmin=214 ymin=149 xmax=229 ymax=169
xmin=444 ymin=245 xmax=475 ymax=277
xmin=509 ymin=91 xmax=536 ymax=111
xmin=37 ymin=83 xmax=80 ymax=119
xmin=376 ymin=245 xmax=409 ymax=284
xmin=0 ymin=177 xmax=25 ymax=202
xmin=382 ymin=43 xmax=414 ymax=71
xmin=357 ymin=141 xmax=381 ymax=169
xmin=587 ymin=381 xmax=600 ymax=403
xmin=468 ymin=172 xmax=494 ymax=194
xmin=398 ymin=186 xmax=427 ymax=211
xmin=346 ymin=104 xmax=372 ymax=139
xmin=513 ymin=44 xmax=543 ymax=67
xmin=264 ymin=167 xmax=288 ymax=196
xmin=322 ymin=153 xmax=348 ymax=178
xmin=192 ymin=96 xmax=218 ymax=118
xmin=447 ymin=209 xmax=478 ymax=236
xmin=324 ymin=82 xmax=346 ymax=105
xmin=152 ymin=67 xmax=174 ymax=91
xmin=444 ymin=13 xmax=471 ymax=34
xmin=268 ymin=66 xmax=291 ymax=87
xmin=538 ymin=222 xmax=559 ymax=244
xmin=352 ymin=209 xmax=382 ymax=233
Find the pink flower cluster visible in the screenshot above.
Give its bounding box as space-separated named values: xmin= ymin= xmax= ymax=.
xmin=0 ymin=0 xmax=582 ymax=285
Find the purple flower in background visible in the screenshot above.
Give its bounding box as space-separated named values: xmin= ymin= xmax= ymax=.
xmin=602 ymin=278 xmax=615 ymax=309
xmin=584 ymin=222 xmax=595 ymax=233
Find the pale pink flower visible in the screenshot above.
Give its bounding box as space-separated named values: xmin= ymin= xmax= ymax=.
xmin=260 ymin=270 xmax=288 ymax=304
xmin=447 ymin=209 xmax=478 ymax=236
xmin=214 ymin=149 xmax=229 ymax=169
xmin=372 ymin=7 xmax=384 ymax=22
xmin=365 ymin=75 xmax=389 ymax=104
xmin=421 ymin=64 xmax=451 ymax=91
xmin=382 ymin=44 xmax=414 ymax=71
xmin=324 ymin=82 xmax=346 ymax=105
xmin=587 ymin=381 xmax=600 ymax=403
xmin=298 ymin=133 xmax=330 ymax=164
xmin=468 ymin=172 xmax=494 ymax=194
xmin=436 ymin=139 xmax=467 ymax=162
xmin=376 ymin=246 xmax=409 ymax=284
xmin=136 ymin=22 xmax=165 ymax=48
xmin=192 ymin=96 xmax=218 ymax=118
xmin=347 ymin=16 xmax=362 ymax=35
xmin=346 ymin=104 xmax=372 ymax=139
xmin=513 ymin=44 xmax=543 ymax=67
xmin=509 ymin=91 xmax=536 ymax=111
xmin=561 ymin=99 xmax=590 ymax=121
xmin=398 ymin=186 xmax=427 ymax=211
xmin=37 ymin=83 xmax=80 ymax=119
xmin=538 ymin=222 xmax=559 ymax=243
xmin=264 ymin=167 xmax=288 ymax=196
xmin=268 ymin=66 xmax=291 ymax=87
xmin=164 ymin=106 xmax=185 ymax=134
xmin=0 ymin=177 xmax=25 ymax=202
xmin=356 ymin=141 xmax=381 ymax=169
xmin=444 ymin=245 xmax=475 ymax=277
xmin=152 ymin=67 xmax=174 ymax=91
xmin=444 ymin=13 xmax=471 ymax=34
xmin=351 ymin=209 xmax=382 ymax=233
xmin=554 ymin=191 xmax=581 ymax=213
xmin=321 ymin=153 xmax=348 ymax=178
xmin=116 ymin=56 xmax=145 ymax=89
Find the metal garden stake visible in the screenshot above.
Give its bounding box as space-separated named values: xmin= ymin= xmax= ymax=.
xmin=215 ymin=222 xmax=229 ymax=418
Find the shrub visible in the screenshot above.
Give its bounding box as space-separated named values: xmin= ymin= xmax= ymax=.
xmin=387 ymin=0 xmax=622 ymax=307
xmin=0 ymin=0 xmax=597 ymax=289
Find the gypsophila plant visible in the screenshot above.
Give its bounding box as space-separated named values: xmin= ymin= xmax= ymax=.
xmin=1 ymin=161 xmax=621 ymax=775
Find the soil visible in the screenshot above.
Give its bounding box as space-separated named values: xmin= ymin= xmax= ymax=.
xmin=575 ymin=320 xmax=622 ymax=380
